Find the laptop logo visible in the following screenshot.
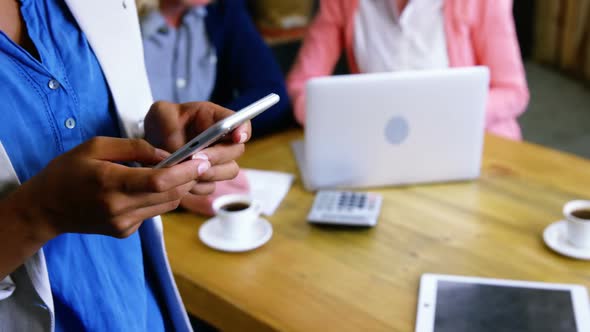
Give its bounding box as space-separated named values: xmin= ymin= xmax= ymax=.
xmin=385 ymin=116 xmax=409 ymax=145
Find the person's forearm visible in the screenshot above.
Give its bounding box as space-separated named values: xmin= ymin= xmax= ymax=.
xmin=485 ymin=86 xmax=529 ymax=123
xmin=0 ymin=191 xmax=51 ymax=280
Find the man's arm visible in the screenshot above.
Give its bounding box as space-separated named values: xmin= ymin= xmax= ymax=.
xmin=217 ymin=0 xmax=292 ymax=137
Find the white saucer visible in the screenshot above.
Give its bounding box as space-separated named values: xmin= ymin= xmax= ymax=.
xmin=198 ymin=217 xmax=272 ymax=253
xmin=543 ymin=220 xmax=590 ymax=260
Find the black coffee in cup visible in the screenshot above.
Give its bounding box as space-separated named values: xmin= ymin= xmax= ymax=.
xmin=572 ymin=209 xmax=590 ymax=220
xmin=221 ymin=202 xmax=250 ymax=212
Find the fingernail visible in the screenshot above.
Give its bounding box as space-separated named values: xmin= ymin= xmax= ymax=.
xmin=155 ymin=148 xmax=170 ymax=159
xmin=197 ymin=161 xmax=210 ymax=175
xmin=192 ymin=153 xmax=208 ymax=161
xmin=239 ymin=132 xmax=247 ymax=144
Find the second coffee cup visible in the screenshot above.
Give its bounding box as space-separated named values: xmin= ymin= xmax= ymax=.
xmin=563 ymin=200 xmax=590 ymax=249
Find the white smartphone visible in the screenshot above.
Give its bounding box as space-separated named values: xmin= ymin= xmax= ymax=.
xmin=154 ymin=93 xmax=280 ymax=168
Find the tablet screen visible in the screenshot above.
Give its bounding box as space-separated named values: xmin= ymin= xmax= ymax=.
xmin=434 ymin=280 xmax=578 ymax=332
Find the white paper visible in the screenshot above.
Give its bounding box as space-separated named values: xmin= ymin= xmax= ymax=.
xmin=244 ymin=169 xmax=294 ymax=216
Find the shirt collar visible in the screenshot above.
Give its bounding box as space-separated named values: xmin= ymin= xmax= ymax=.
xmin=388 ymin=0 xmax=444 ymax=23
xmin=140 ymin=9 xmax=168 ymax=39
xmin=140 ymin=6 xmax=208 ymax=39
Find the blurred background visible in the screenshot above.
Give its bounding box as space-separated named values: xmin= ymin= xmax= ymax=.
xmin=246 ymin=0 xmax=590 ymax=157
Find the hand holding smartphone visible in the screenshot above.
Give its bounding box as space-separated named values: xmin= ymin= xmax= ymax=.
xmin=154 ymin=93 xmax=280 ymax=168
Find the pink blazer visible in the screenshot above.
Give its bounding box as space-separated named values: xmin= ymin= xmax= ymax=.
xmin=287 ymin=0 xmax=530 ymax=140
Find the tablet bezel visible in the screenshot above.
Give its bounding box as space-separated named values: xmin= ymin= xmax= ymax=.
xmin=415 ymin=273 xmax=590 ymax=332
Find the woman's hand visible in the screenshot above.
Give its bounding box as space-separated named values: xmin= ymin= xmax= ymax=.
xmin=144 ymin=101 xmax=251 ymax=194
xmin=12 ymin=137 xmax=210 ymax=240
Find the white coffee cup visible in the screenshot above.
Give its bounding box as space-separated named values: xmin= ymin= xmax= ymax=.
xmin=212 ymin=194 xmax=262 ymax=241
xmin=563 ymin=200 xmax=590 ymax=249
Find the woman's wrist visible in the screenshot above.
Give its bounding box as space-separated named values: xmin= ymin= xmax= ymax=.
xmin=0 ymin=189 xmax=56 ymax=279
xmin=1 ymin=187 xmax=57 ymax=245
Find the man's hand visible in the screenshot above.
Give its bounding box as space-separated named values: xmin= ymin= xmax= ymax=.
xmin=143 ymin=101 xmax=251 ymax=195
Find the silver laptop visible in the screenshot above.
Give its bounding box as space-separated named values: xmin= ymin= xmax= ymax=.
xmin=292 ymin=66 xmax=490 ymax=191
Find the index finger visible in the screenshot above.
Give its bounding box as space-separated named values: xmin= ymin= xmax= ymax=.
xmin=230 ymin=121 xmax=251 ymax=144
xmin=192 ymin=103 xmax=252 ymax=143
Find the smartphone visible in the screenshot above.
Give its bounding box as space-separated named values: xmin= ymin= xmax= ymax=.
xmin=154 ymin=93 xmax=280 ymax=169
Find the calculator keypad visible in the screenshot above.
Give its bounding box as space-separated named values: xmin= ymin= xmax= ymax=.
xmin=307 ymin=191 xmax=383 ymax=226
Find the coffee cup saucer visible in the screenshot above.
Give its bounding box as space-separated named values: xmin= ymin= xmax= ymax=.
xmin=198 ymin=217 xmax=272 ymax=253
xmin=543 ymin=220 xmax=590 ymax=260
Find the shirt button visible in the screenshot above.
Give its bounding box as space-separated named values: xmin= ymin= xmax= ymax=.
xmin=48 ymin=79 xmax=60 ymax=90
xmin=176 ymin=78 xmax=187 ymax=89
xmin=65 ymin=117 xmax=76 ymax=129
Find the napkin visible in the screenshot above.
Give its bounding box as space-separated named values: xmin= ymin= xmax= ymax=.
xmin=244 ymin=169 xmax=294 ymax=216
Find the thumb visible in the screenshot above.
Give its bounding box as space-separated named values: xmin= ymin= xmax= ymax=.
xmin=79 ymin=137 xmax=169 ymax=165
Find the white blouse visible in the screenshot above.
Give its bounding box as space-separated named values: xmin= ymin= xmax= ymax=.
xmin=353 ymin=0 xmax=449 ymax=73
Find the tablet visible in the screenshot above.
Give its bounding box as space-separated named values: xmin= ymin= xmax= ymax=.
xmin=416 ymin=274 xmax=590 ymax=332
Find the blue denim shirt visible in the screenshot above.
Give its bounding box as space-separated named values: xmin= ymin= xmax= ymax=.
xmin=0 ymin=0 xmax=168 ymax=330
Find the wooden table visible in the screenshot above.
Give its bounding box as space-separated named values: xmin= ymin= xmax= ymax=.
xmin=162 ymin=129 xmax=590 ymax=332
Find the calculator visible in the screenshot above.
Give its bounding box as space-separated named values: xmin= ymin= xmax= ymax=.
xmin=307 ymin=190 xmax=383 ymax=226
